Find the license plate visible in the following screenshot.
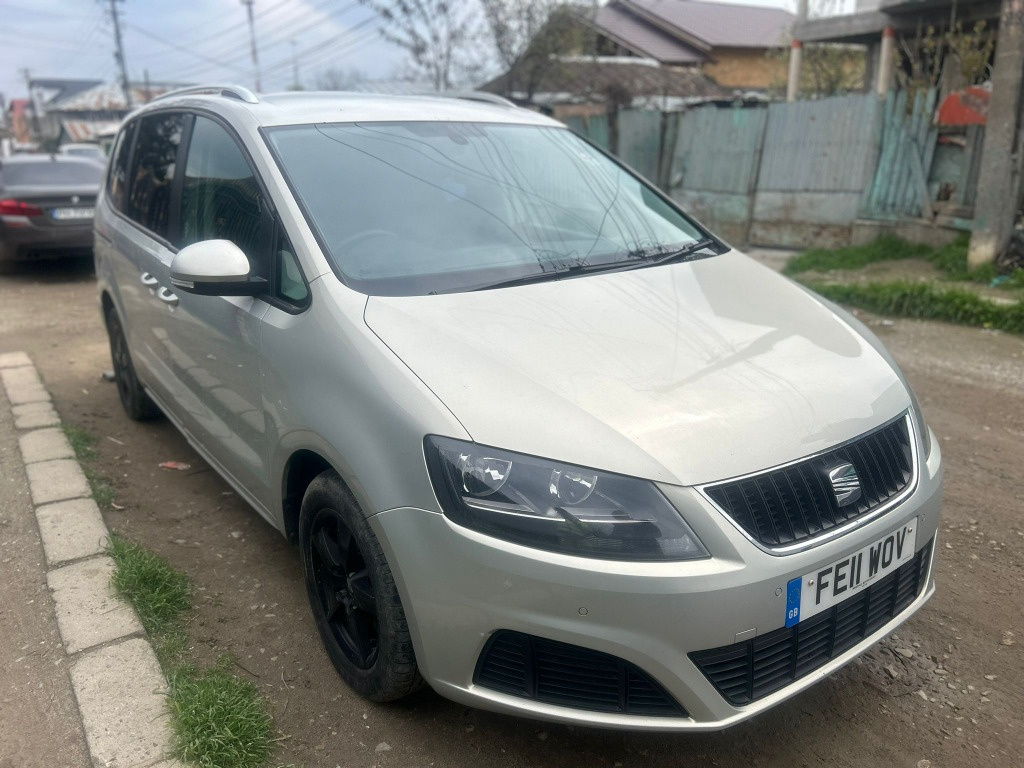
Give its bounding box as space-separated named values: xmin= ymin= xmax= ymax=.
xmin=785 ymin=518 xmax=918 ymax=627
xmin=51 ymin=207 xmax=94 ymax=220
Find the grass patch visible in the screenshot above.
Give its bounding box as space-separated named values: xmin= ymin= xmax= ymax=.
xmin=63 ymin=424 xmax=116 ymax=509
xmin=107 ymin=533 xmax=191 ymax=655
xmin=107 ymin=534 xmax=274 ymax=767
xmin=785 ymin=233 xmax=1022 ymax=288
xmin=783 ymin=235 xmax=932 ymax=275
xmin=170 ymin=658 xmax=273 ymax=768
xmin=63 ymin=424 xmax=98 ymax=460
xmin=802 ymin=280 xmax=1024 ymax=334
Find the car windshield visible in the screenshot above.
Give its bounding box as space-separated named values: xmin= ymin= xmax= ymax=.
xmin=1 ymin=160 xmax=102 ymax=186
xmin=265 ymin=121 xmax=709 ymax=296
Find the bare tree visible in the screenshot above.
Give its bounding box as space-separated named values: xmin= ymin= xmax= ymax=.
xmin=315 ymin=66 xmax=369 ymax=91
xmin=359 ymin=0 xmax=481 ymax=91
xmin=481 ymin=1 xmax=584 ymax=102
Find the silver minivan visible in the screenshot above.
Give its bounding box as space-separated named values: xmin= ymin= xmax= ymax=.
xmin=94 ymin=86 xmax=943 ymax=730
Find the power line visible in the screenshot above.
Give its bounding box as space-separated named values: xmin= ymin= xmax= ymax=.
xmin=125 ymin=23 xmax=251 ymax=75
xmin=150 ymin=0 xmax=362 ymax=81
xmin=161 ymin=0 xmax=296 ymax=50
xmin=261 ymin=19 xmax=381 ymax=89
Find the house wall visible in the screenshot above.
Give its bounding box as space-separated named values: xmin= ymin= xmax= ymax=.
xmin=703 ymin=48 xmax=787 ymax=90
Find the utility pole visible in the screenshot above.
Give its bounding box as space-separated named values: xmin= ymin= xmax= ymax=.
xmin=242 ymin=0 xmax=262 ymax=92
xmin=968 ymin=0 xmax=1024 ymax=268
xmin=19 ymin=68 xmax=41 ymax=142
xmin=290 ymin=39 xmax=300 ymax=90
xmin=786 ymin=0 xmax=808 ymax=102
xmin=108 ymin=0 xmax=132 ymax=109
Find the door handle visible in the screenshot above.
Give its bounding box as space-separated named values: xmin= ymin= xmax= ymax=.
xmin=140 ymin=272 xmax=159 ymax=287
xmin=157 ymin=286 xmax=179 ymax=308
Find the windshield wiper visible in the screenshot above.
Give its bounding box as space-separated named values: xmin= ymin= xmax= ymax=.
xmin=467 ymin=260 xmax=632 ymax=292
xmin=630 ymin=238 xmax=720 ymax=268
xmin=464 ymin=238 xmax=721 ymax=292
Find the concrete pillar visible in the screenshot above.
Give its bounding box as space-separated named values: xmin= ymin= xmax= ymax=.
xmin=787 ymin=40 xmax=803 ymax=102
xmin=876 ymin=26 xmax=896 ymax=97
xmin=969 ymin=0 xmax=1024 ymax=268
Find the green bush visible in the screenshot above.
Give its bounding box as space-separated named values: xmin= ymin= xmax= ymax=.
xmin=802 ymin=280 xmax=1024 ymax=334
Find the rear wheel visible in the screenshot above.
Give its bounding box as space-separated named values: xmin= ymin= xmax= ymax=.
xmin=299 ymin=469 xmax=423 ymax=701
xmin=105 ymin=306 xmax=161 ymax=421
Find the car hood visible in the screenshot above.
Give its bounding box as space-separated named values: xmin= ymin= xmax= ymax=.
xmin=363 ymin=251 xmax=910 ymax=486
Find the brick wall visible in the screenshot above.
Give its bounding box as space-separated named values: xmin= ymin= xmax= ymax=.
xmin=704 ymin=48 xmax=787 ymax=90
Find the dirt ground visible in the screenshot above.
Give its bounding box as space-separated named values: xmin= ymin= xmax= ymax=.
xmin=1 ymin=257 xmax=1021 ymax=768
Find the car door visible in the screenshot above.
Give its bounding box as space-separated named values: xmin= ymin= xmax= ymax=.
xmin=100 ymin=111 xmax=189 ymax=408
xmin=155 ymin=113 xmax=273 ymax=511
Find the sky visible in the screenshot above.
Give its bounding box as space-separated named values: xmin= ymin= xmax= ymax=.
xmin=0 ymin=0 xmax=800 ymax=107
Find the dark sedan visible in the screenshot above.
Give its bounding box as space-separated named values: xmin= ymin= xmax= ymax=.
xmin=0 ymin=155 xmax=103 ymax=262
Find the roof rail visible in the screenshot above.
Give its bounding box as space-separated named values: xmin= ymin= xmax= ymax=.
xmin=445 ymin=91 xmax=516 ymax=108
xmin=153 ymin=84 xmax=259 ymax=105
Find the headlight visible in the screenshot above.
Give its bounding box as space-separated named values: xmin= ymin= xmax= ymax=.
xmin=425 ymin=436 xmax=709 ymax=562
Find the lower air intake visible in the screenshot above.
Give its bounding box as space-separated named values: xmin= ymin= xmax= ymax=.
xmin=475 ymin=630 xmax=686 ymax=717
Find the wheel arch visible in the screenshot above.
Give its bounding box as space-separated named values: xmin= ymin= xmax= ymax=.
xmin=282 ymin=448 xmax=365 ymax=544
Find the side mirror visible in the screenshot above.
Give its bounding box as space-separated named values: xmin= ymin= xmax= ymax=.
xmin=170 ymin=240 xmax=268 ymax=297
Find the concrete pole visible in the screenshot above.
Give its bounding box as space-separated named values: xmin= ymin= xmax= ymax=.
xmin=787 ymin=40 xmax=803 ymax=102
xmin=786 ymin=0 xmax=809 ymax=103
xmin=876 ymin=26 xmax=896 ymax=97
xmin=107 ymin=0 xmax=132 ymax=109
xmin=969 ymin=0 xmax=1024 ymax=268
xmin=242 ymin=0 xmax=262 ymax=92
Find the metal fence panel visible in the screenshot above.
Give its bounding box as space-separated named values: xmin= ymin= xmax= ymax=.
xmin=671 ymin=106 xmax=768 ymax=194
xmin=618 ymin=109 xmax=663 ymax=182
xmin=758 ymin=94 xmax=881 ymax=193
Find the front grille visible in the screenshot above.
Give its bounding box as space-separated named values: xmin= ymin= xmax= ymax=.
xmin=475 ymin=631 xmax=686 ymax=717
xmin=704 ymin=415 xmax=914 ymax=549
xmin=691 ymin=540 xmax=932 ymax=706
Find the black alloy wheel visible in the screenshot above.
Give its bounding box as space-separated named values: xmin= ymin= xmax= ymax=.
xmin=308 ymin=506 xmax=379 ymax=669
xmin=299 ymin=469 xmax=423 ymax=701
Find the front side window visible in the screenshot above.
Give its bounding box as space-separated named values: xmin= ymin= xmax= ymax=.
xmin=265 ymin=121 xmax=708 ymax=296
xmin=128 ymin=112 xmax=185 ymax=239
xmin=180 ymin=116 xmax=262 ymax=259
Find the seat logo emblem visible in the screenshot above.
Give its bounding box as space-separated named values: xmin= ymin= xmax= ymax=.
xmin=828 ymin=463 xmax=862 ymax=507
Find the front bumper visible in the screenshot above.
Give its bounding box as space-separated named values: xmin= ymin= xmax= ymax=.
xmin=371 ymin=435 xmax=942 ymax=730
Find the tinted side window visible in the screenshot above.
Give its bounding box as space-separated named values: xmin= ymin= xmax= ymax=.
xmin=128 ymin=113 xmax=185 ymax=239
xmin=181 ymin=116 xmax=261 ymax=259
xmin=107 ymin=121 xmax=135 ymax=211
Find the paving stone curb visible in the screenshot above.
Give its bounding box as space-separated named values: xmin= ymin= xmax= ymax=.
xmin=1 ymin=353 xmax=183 ymax=768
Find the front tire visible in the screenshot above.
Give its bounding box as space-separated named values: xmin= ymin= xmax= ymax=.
xmin=105 ymin=306 xmax=161 ymax=421
xmin=299 ymin=469 xmax=423 ymax=702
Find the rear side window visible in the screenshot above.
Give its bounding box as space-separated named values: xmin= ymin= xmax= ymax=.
xmin=1 ymin=161 xmax=101 ymax=186
xmin=107 ymin=121 xmax=135 ymax=211
xmin=180 ymin=116 xmax=262 ymax=259
xmin=128 ymin=112 xmax=186 ymax=240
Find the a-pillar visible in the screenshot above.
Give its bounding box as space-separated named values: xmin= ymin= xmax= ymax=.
xmin=786 ymin=40 xmax=803 ymax=102
xmin=876 ymin=26 xmax=896 ymax=97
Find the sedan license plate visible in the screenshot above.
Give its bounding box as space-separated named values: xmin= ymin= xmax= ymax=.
xmin=51 ymin=207 xmax=94 ymax=220
xmin=785 ymin=518 xmax=918 ymax=627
